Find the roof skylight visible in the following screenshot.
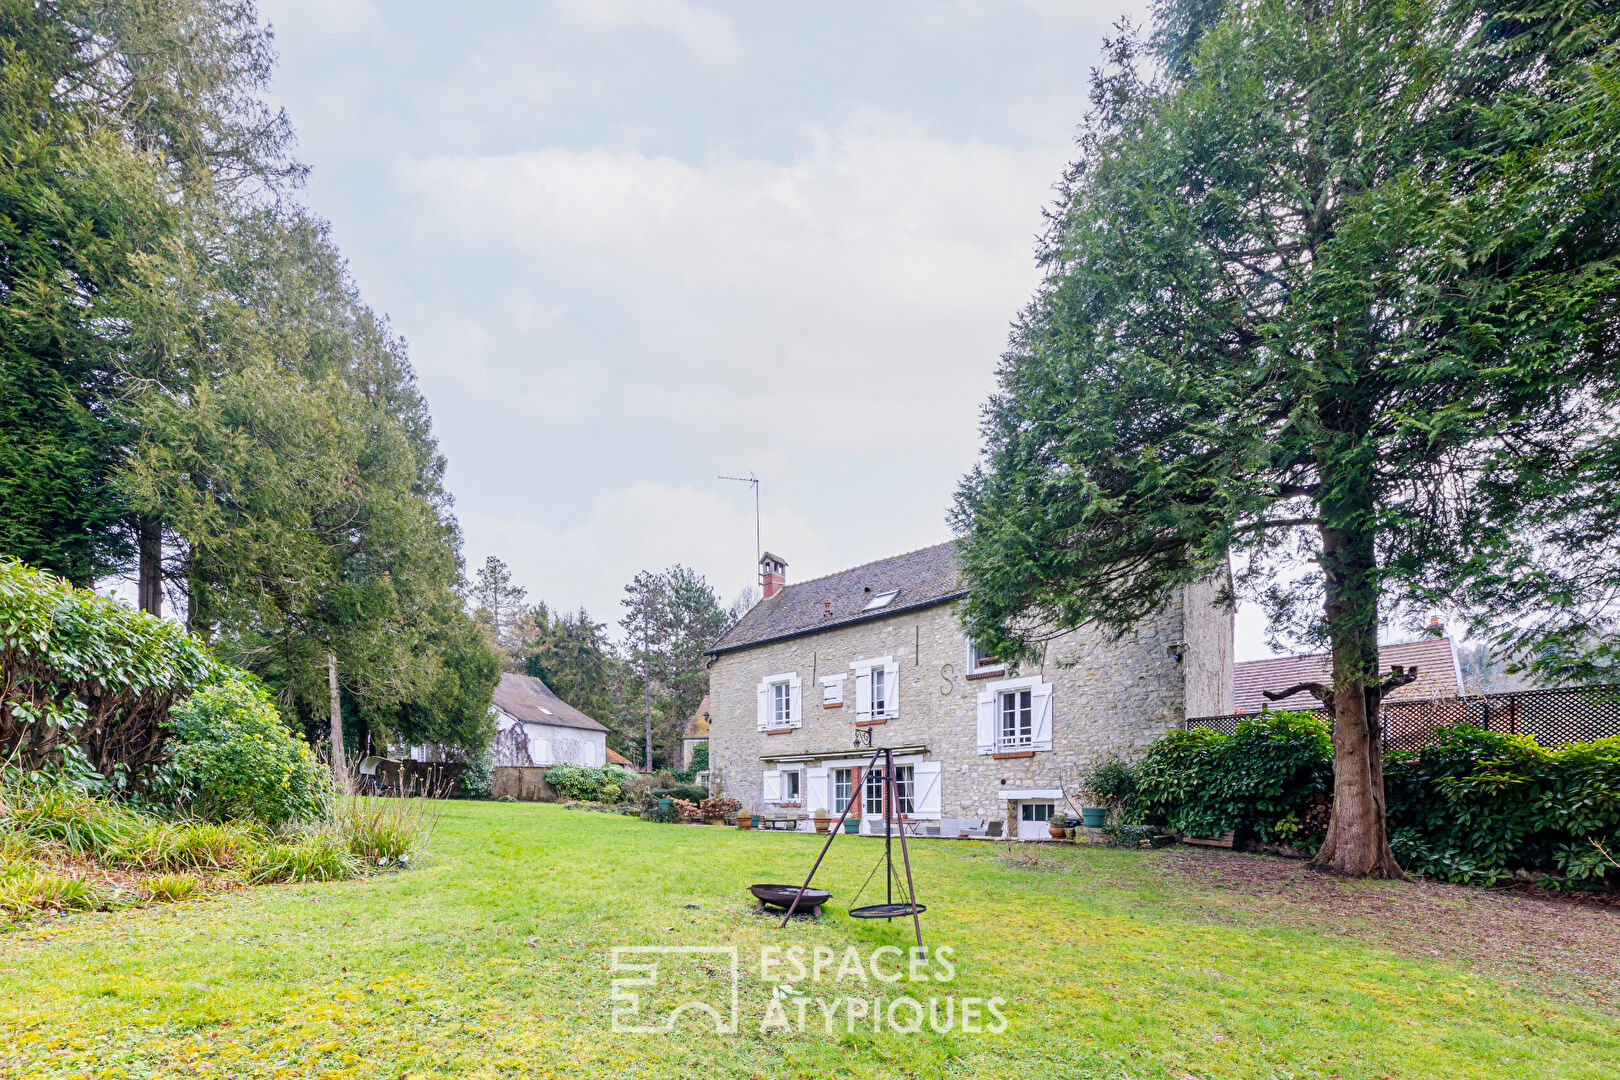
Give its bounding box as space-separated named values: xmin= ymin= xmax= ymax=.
xmin=863 ymin=589 xmax=900 ymax=611
xmin=538 ymin=706 xmax=555 ymax=715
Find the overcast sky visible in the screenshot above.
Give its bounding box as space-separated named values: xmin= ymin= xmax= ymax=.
xmin=254 ymin=0 xmax=1290 ymax=658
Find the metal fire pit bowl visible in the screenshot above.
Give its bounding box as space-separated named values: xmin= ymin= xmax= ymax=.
xmin=748 ymin=883 xmax=831 ymax=916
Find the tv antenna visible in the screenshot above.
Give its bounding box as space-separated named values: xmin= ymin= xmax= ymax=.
xmin=718 ymin=472 xmax=761 ymax=585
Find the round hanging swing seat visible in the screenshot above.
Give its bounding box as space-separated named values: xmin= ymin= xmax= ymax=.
xmin=847 ymin=902 xmax=927 ymax=919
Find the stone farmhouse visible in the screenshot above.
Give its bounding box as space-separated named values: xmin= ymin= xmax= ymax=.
xmin=704 ymin=543 xmax=1233 ymax=839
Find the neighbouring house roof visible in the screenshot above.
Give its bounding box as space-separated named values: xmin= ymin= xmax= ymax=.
xmin=492 ymin=672 xmax=608 ymax=733
xmin=685 ymin=695 xmax=710 ymax=739
xmin=605 ymin=746 xmax=632 ymax=766
xmin=1233 ymin=636 xmax=1464 ymax=714
xmin=706 ymin=541 xmax=966 ymax=657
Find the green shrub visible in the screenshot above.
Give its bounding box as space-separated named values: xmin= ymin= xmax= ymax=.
xmin=243 ymin=830 xmax=359 ymax=883
xmin=1082 ymin=757 xmax=1137 ymax=810
xmin=110 ymin=820 xmax=252 ymax=871
xmin=545 ymin=762 xmax=641 ymax=802
xmin=338 ymin=796 xmax=431 ymax=867
xmin=0 ymin=558 xmax=224 ymax=777
xmin=1385 ymin=727 xmax=1620 ymax=888
xmin=650 ymin=784 xmax=709 ymax=804
xmin=145 ymin=874 xmax=198 ymax=902
xmin=1134 ymin=712 xmax=1333 ymax=848
xmin=456 ymin=751 xmax=493 ymax=798
xmin=158 ymin=678 xmax=331 ymax=825
xmin=3 ymin=785 xmax=143 ymax=858
xmin=0 ymin=868 xmax=101 ymax=913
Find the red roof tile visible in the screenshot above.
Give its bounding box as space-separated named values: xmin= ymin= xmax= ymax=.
xmin=1233 ymin=637 xmax=1462 ymax=714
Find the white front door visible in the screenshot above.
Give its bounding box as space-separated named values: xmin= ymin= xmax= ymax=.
xmin=1017 ymin=802 xmax=1055 ymax=839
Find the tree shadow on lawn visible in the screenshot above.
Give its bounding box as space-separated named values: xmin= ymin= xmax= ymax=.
xmin=1128 ymin=847 xmax=1620 ymax=1012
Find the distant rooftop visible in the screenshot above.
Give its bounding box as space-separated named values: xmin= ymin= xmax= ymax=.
xmin=492 ymin=672 xmax=608 ymax=732
xmin=1233 ymin=636 xmax=1464 ymax=714
xmin=706 ymin=541 xmax=965 ymax=656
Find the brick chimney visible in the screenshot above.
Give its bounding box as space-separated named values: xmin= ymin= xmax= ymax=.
xmin=760 ymin=552 xmax=788 ymax=599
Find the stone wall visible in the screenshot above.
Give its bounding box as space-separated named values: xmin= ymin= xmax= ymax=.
xmin=708 ymin=590 xmax=1214 ymax=823
xmin=1182 ymin=568 xmax=1236 ymax=718
xmin=490 ymin=766 xmax=557 ymax=802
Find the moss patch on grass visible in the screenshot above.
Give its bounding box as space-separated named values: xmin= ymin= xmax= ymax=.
xmin=1 ymin=802 xmax=1616 ymax=1079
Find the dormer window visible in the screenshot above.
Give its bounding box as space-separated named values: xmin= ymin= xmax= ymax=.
xmin=863 ymin=589 xmax=899 ymax=611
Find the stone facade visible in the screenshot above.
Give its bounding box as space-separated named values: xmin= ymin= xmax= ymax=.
xmin=708 ymin=585 xmax=1232 ymax=836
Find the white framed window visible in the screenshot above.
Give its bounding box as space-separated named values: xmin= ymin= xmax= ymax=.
xmin=781 ymin=768 xmax=801 ymax=804
xmin=864 ymin=770 xmax=886 ymax=816
xmin=1021 ymin=802 xmax=1053 ymax=823
xmin=975 ymin=675 xmax=1053 ymax=754
xmin=968 ymin=640 xmax=1006 ymax=677
xmin=863 ymin=589 xmax=899 ymax=611
xmin=851 ymin=657 xmax=899 ymax=722
xmin=834 ymin=767 xmax=856 ymax=814
xmin=755 ymin=673 xmax=802 ymax=731
xmin=999 ymin=687 xmax=1033 ymax=750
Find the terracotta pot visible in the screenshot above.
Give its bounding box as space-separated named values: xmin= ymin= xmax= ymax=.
xmin=1048 ymin=821 xmax=1067 ymax=839
xmin=736 ymin=812 xmax=753 ymax=830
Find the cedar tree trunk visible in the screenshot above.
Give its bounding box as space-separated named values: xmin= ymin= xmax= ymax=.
xmin=1312 ymin=517 xmax=1404 ymax=878
xmin=137 ymin=517 xmax=162 ymax=617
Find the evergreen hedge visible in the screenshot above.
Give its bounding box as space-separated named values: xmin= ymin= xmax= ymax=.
xmin=1385 ymin=727 xmax=1620 ymax=887
xmin=0 ymin=559 xmax=223 ymax=777
xmin=1133 ymin=712 xmax=1333 ymax=851
xmin=1129 ymin=713 xmax=1620 ymax=888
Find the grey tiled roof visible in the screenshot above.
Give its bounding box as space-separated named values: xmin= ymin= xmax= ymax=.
xmin=492 ymin=673 xmax=608 ymax=732
xmin=706 ymin=541 xmax=965 ymax=656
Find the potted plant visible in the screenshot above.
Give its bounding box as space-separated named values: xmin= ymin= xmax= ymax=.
xmin=1079 ymin=758 xmax=1135 ymax=828
xmin=737 ymin=810 xmax=754 ymax=830
xmin=1047 ymin=814 xmax=1068 ymax=840
xmin=813 ymin=807 xmax=831 ymax=834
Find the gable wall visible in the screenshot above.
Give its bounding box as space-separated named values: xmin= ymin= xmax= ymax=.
xmin=708 ymin=593 xmax=1198 ymax=821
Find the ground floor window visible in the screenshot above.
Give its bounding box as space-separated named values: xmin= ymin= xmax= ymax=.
xmin=834 ymin=768 xmax=855 ymax=814
xmin=781 ymin=768 xmax=801 ymax=803
xmin=862 ymin=765 xmax=916 ymax=817
xmin=1020 ymin=802 xmax=1054 ymax=823
xmin=864 ymin=770 xmax=885 ymax=816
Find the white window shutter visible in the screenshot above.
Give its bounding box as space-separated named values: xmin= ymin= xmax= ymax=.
xmin=788 ymin=676 xmax=803 ymax=728
xmin=882 ymin=661 xmax=900 ymax=718
xmin=976 ymin=690 xmax=995 ymax=754
xmin=855 ymin=670 xmax=873 ymax=722
xmin=821 ymin=676 xmax=844 ymax=707
xmin=1032 ymin=682 xmax=1054 ymax=751
xmin=914 ymin=762 xmax=942 ymax=818
xmin=806 ymin=767 xmax=830 ymax=813
xmin=763 ymin=769 xmax=781 ymax=803
xmin=757 ymin=681 xmax=770 ymax=731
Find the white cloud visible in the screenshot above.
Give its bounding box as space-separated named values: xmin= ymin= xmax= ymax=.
xmin=554 ymin=0 xmax=741 ymax=64
xmin=398 ymin=120 xmax=1064 ymax=457
xmin=259 ymin=0 xmax=383 ymax=49
xmin=459 ymin=482 xmax=832 ymax=631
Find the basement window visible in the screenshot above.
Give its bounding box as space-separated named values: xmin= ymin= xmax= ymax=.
xmin=863 ymin=589 xmax=899 ymax=611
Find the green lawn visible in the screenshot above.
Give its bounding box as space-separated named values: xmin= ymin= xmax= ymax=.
xmin=2 ymin=801 xmax=1615 ymax=1079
